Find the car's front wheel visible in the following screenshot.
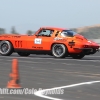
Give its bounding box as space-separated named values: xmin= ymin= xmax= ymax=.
xmin=17 ymin=52 xmax=30 ymax=56
xmin=90 ymin=48 xmax=97 ymax=54
xmin=0 ymin=41 xmax=13 ymax=56
xmin=52 ymin=44 xmax=68 ymax=58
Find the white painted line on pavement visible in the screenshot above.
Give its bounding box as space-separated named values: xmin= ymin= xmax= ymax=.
xmin=34 ymin=80 xmax=100 ymax=100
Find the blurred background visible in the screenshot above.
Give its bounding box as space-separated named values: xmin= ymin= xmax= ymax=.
xmin=0 ymin=0 xmax=100 ymax=42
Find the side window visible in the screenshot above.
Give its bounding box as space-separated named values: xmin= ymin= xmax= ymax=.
xmin=38 ymin=29 xmax=53 ymax=37
xmin=61 ymin=32 xmax=72 ymax=37
xmin=60 ymin=32 xmax=67 ymax=37
xmin=60 ymin=30 xmax=75 ymax=37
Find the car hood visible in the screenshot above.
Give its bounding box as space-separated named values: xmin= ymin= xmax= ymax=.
xmin=75 ymin=34 xmax=100 ymax=46
xmin=87 ymin=40 xmax=100 ymax=46
xmin=75 ymin=34 xmax=87 ymax=40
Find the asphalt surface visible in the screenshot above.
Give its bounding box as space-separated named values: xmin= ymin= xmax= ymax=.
xmin=0 ymin=52 xmax=100 ymax=100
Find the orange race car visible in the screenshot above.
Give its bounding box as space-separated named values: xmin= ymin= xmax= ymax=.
xmin=0 ymin=27 xmax=99 ymax=59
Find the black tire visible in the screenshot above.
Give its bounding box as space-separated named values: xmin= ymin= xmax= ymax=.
xmin=90 ymin=48 xmax=97 ymax=54
xmin=71 ymin=54 xmax=85 ymax=59
xmin=17 ymin=52 xmax=30 ymax=56
xmin=52 ymin=44 xmax=68 ymax=58
xmin=0 ymin=41 xmax=13 ymax=56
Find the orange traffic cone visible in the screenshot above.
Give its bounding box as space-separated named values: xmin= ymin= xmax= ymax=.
xmin=7 ymin=59 xmax=22 ymax=88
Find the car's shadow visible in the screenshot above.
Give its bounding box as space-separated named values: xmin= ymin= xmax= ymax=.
xmin=10 ymin=53 xmax=100 ymax=61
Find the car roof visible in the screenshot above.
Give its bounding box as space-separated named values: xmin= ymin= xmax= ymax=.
xmin=40 ymin=26 xmax=67 ymax=31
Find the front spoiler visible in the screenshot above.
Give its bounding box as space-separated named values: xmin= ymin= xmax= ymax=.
xmin=74 ymin=48 xmax=92 ymax=50
xmin=74 ymin=48 xmax=100 ymax=51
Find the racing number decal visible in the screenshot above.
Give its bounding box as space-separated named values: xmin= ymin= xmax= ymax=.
xmin=15 ymin=41 xmax=22 ymax=47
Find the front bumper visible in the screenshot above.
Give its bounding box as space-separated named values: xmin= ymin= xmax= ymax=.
xmin=73 ymin=47 xmax=100 ymax=55
xmin=74 ymin=47 xmax=99 ymax=51
xmin=74 ymin=48 xmax=92 ymax=50
xmin=74 ymin=44 xmax=100 ymax=50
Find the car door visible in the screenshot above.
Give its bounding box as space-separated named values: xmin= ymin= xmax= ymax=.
xmin=27 ymin=29 xmax=54 ymax=50
xmin=33 ymin=29 xmax=54 ymax=50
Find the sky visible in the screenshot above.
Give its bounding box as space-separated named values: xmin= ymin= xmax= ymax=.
xmin=0 ymin=0 xmax=100 ymax=33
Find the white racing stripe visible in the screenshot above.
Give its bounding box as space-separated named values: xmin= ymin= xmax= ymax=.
xmin=34 ymin=80 xmax=100 ymax=100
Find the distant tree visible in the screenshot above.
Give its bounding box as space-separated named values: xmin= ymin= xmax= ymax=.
xmin=79 ymin=27 xmax=100 ymax=39
xmin=11 ymin=26 xmax=18 ymax=34
xmin=0 ymin=28 xmax=5 ymax=34
xmin=33 ymin=31 xmax=36 ymax=34
xmin=27 ymin=30 xmax=33 ymax=35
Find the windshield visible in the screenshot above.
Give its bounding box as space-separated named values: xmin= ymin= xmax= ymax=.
xmin=61 ymin=30 xmax=77 ymax=37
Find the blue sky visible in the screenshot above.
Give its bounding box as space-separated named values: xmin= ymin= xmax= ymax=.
xmin=0 ymin=0 xmax=100 ymax=33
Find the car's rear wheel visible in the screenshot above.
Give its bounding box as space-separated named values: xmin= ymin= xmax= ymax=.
xmin=71 ymin=53 xmax=85 ymax=59
xmin=17 ymin=52 xmax=30 ymax=56
xmin=0 ymin=41 xmax=13 ymax=56
xmin=52 ymin=44 xmax=68 ymax=58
